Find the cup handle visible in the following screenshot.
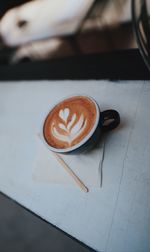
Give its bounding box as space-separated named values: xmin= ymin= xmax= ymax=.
xmin=101 ymin=110 xmax=120 ymax=131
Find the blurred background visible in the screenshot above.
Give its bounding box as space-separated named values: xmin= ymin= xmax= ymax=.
xmin=0 ymin=0 xmax=137 ymax=65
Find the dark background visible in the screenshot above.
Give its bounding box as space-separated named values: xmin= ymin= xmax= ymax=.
xmin=0 ymin=193 xmax=93 ymax=252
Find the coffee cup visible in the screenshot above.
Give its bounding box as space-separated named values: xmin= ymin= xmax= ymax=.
xmin=41 ymin=95 xmax=120 ymax=154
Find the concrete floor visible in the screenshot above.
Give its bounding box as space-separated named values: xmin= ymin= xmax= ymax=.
xmin=0 ymin=194 xmax=92 ymax=252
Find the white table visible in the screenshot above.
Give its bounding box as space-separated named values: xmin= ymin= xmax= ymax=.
xmin=0 ymin=81 xmax=150 ymax=252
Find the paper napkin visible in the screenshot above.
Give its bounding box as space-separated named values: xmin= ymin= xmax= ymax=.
xmin=32 ymin=136 xmax=105 ymax=189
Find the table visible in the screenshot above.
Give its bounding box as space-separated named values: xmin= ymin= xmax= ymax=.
xmin=0 ymin=81 xmax=150 ymax=252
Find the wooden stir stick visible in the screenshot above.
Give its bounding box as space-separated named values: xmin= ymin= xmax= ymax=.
xmin=52 ymin=152 xmax=89 ymax=193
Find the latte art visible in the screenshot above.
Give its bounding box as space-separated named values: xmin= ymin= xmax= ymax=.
xmin=43 ymin=96 xmax=97 ymax=149
xmin=51 ymin=108 xmax=87 ymax=146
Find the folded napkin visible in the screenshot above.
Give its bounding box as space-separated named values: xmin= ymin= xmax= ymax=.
xmin=32 ymin=136 xmax=105 ymax=189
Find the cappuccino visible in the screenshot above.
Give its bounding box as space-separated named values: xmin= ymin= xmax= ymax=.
xmin=43 ymin=96 xmax=97 ymax=149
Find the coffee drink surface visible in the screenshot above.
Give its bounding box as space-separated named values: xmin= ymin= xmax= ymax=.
xmin=43 ymin=96 xmax=97 ymax=149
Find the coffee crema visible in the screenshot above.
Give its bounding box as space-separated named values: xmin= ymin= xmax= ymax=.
xmin=43 ymin=96 xmax=97 ymax=149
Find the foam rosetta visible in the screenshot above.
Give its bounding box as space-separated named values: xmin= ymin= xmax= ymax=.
xmin=51 ymin=108 xmax=87 ymax=146
xmin=43 ymin=96 xmax=97 ymax=149
xmin=59 ymin=108 xmax=70 ymax=123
